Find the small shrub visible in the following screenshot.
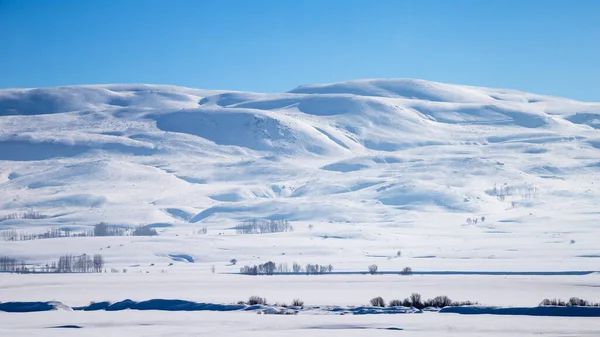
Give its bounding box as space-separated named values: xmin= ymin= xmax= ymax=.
xmin=370 ymin=296 xmax=386 ymax=307
xmin=247 ymin=296 xmax=267 ymax=305
xmin=400 ymin=266 xmax=412 ymax=275
xmin=388 ymin=299 xmax=403 ymax=307
xmin=230 ymin=259 xmax=237 ymax=265
xmin=291 ymin=299 xmax=304 ymax=307
xmin=368 ymin=264 xmax=378 ymax=275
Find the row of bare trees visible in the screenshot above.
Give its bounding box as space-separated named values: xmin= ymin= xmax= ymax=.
xmin=1 ymin=223 xmax=158 ymax=242
xmin=0 ymin=256 xmax=25 ymax=272
xmin=94 ymin=222 xmax=158 ymax=236
xmin=372 ymin=293 xmax=478 ymax=309
xmin=0 ymin=254 xmax=104 ymax=273
xmin=235 ymin=219 xmax=293 ymax=234
xmin=0 ymin=228 xmax=90 ymax=241
xmin=56 ymin=254 xmax=105 ymax=273
xmin=240 ymin=261 xmax=334 ymax=275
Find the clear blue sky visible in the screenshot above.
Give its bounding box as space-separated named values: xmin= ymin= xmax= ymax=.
xmin=1 ymin=0 xmax=599 ymax=101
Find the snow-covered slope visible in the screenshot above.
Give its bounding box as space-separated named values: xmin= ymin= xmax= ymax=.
xmin=1 ymin=79 xmax=599 ymax=271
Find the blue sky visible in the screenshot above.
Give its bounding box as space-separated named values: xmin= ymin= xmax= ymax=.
xmin=1 ymin=0 xmax=599 ymax=101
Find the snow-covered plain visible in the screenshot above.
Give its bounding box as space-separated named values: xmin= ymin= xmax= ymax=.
xmin=1 ymin=79 xmax=600 ymax=335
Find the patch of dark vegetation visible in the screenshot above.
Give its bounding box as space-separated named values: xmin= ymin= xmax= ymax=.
xmin=539 ymin=297 xmax=600 ymax=307
xmin=245 ymin=296 xmax=267 ymax=306
xmin=378 ymin=293 xmax=478 ymax=309
xmin=400 ymin=266 xmax=413 ymax=275
xmin=49 ymin=325 xmax=83 ymax=329
xmin=291 ymin=299 xmax=304 ymax=307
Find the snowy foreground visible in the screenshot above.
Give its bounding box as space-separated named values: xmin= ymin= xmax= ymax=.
xmin=3 ymin=310 xmax=600 ymax=337
xmin=1 ymin=79 xmax=600 ymax=334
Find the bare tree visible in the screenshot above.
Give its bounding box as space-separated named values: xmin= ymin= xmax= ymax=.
xmin=93 ymin=254 xmax=104 ymax=273
xmin=410 ymin=293 xmax=423 ymax=309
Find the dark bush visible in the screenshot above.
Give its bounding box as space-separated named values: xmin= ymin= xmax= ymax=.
xmin=400 ymin=266 xmax=413 ymax=275
xmin=247 ymin=296 xmax=267 ymax=305
xmin=368 ymin=264 xmax=378 ymax=275
xmin=388 ymin=299 xmax=403 ymax=307
xmin=291 ymin=299 xmax=304 ymax=307
xmin=370 ymin=296 xmax=386 ymax=307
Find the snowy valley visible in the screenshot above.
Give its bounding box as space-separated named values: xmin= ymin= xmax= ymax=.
xmin=1 ymin=78 xmax=600 ymax=335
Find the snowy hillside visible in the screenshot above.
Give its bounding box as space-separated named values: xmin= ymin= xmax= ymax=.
xmin=1 ymin=79 xmax=599 ymax=272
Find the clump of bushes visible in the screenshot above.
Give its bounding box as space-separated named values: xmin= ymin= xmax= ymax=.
xmin=539 ymin=298 xmax=600 ymax=307
xmin=374 ymin=293 xmax=478 ymax=309
xmin=291 ymin=299 xmax=304 ymax=307
xmin=246 ymin=296 xmax=267 ymax=305
xmin=400 ymin=266 xmax=413 ymax=275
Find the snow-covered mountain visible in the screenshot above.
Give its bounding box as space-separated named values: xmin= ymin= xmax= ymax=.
xmin=1 ymin=79 xmax=599 ymax=229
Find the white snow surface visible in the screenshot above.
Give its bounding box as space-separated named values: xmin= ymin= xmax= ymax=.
xmin=1 ymin=80 xmax=600 ymax=332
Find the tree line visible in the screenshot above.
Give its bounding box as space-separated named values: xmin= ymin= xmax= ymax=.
xmin=240 ymin=261 xmax=333 ymax=275
xmin=1 ymin=223 xmax=158 ymax=242
xmin=0 ymin=254 xmax=104 ymax=273
xmin=235 ymin=219 xmax=293 ymax=234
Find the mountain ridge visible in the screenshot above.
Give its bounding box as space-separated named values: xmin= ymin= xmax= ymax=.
xmin=0 ymin=78 xmax=598 ymax=231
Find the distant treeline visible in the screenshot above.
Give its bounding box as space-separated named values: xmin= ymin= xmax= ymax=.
xmin=240 ymin=261 xmax=333 ymax=275
xmin=1 ymin=223 xmax=158 ymax=242
xmin=0 ymin=211 xmax=47 ymax=222
xmin=235 ymin=219 xmax=293 ymax=234
xmin=0 ymin=254 xmax=105 ymax=274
